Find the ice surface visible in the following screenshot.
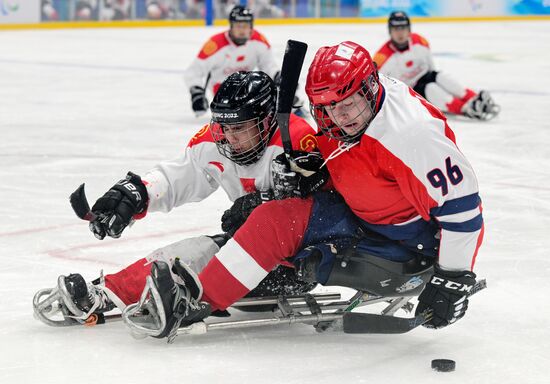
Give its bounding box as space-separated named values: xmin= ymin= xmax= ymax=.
xmin=1 ymin=21 xmax=549 ymax=384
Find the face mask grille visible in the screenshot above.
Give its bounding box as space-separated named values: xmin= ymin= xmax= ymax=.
xmin=210 ymin=114 xmax=275 ymax=166
xmin=310 ymin=76 xmax=379 ymax=143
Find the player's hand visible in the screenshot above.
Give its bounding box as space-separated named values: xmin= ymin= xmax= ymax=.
xmin=271 ymin=151 xmax=328 ymax=199
xmin=190 ymin=86 xmax=208 ymax=117
xmin=89 ymin=172 xmax=148 ymax=240
xmin=415 ymin=265 xmax=477 ymax=329
xmin=221 ymin=191 xmax=273 ymax=236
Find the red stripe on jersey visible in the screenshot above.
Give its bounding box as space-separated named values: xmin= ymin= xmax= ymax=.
xmin=250 ymin=30 xmax=271 ymax=48
xmin=408 ymin=88 xmax=457 ymax=144
xmin=199 ymin=257 xmax=250 ymax=310
xmin=373 ymin=42 xmax=394 ymax=69
xmin=410 ymin=33 xmax=430 ymax=48
xmin=471 ymin=222 xmax=484 ymax=270
xmin=240 ymin=178 xmax=257 ymax=193
xmin=470 ymin=201 xmax=484 ymax=270
xmin=187 ymin=124 xmax=215 ymax=148
xmin=104 ymin=258 xmax=151 ymax=305
xmin=209 ymin=161 xmax=224 ymax=172
xmin=199 ymin=198 xmax=313 ymax=309
xmin=197 ymin=32 xmax=230 ymax=59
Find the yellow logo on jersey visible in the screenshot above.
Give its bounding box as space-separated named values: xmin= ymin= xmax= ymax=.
xmin=189 ymin=124 xmax=210 ymax=145
xmin=202 ymin=40 xmax=218 ymax=57
xmin=373 ymin=53 xmax=386 ymax=67
xmin=300 ymin=134 xmax=318 ymax=151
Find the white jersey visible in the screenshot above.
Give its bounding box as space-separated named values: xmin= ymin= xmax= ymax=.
xmin=373 ymin=33 xmax=435 ymax=88
xmin=142 ymin=115 xmax=318 ymax=213
xmin=317 ymin=75 xmax=483 ymax=271
xmin=183 ymin=30 xmax=279 ymax=97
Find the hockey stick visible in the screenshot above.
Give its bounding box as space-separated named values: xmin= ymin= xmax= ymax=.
xmin=69 ymin=183 xmax=97 ymax=222
xmin=342 ymin=278 xmax=487 ymax=334
xmin=276 ymin=39 xmax=308 ymax=155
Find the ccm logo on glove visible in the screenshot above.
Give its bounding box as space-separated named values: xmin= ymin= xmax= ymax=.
xmin=430 ymin=276 xmax=473 ymax=293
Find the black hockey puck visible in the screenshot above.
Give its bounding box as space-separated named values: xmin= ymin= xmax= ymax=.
xmin=431 ymin=359 xmax=456 ymax=372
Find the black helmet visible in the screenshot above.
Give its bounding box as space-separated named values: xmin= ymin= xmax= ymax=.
xmin=209 ymin=71 xmax=277 ymax=166
xmin=388 ymin=11 xmax=411 ymax=31
xmin=228 ymin=5 xmax=253 ymax=45
xmin=229 ymin=5 xmax=254 ymax=25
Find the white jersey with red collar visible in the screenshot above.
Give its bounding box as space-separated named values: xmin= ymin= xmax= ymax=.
xmin=183 ymin=30 xmax=279 ymax=96
xmin=317 ymin=75 xmax=483 ymax=271
xmin=142 ymin=114 xmax=318 ymax=212
xmin=373 ymin=33 xmax=435 ymax=88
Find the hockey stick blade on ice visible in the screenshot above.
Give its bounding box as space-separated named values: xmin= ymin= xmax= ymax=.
xmin=69 ymin=183 xmax=97 ymax=222
xmin=342 ymin=278 xmax=487 ymax=334
xmin=276 ymin=39 xmax=308 ymax=155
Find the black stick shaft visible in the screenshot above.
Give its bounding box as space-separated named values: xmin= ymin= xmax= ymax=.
xmin=276 ymin=40 xmax=308 ymax=154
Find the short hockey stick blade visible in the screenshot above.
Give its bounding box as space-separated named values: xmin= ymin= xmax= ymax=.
xmin=343 ymin=278 xmax=487 ymax=334
xmin=69 ymin=183 xmax=96 ymax=222
xmin=276 ymin=39 xmax=308 ymax=154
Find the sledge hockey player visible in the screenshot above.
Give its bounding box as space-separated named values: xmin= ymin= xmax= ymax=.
xmin=373 ymin=11 xmax=499 ymax=120
xmin=33 ymin=71 xmax=322 ymax=327
xmin=125 ymin=41 xmax=484 ymax=341
xmin=183 ymin=5 xmax=280 ymax=117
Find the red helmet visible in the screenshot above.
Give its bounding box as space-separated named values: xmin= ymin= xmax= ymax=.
xmin=306 ymin=41 xmax=380 ymax=142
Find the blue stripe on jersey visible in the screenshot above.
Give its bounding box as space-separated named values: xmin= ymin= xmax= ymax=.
xmin=439 ymin=214 xmax=483 ymax=233
xmin=359 ymin=218 xmax=431 ymax=240
xmin=430 ymin=193 xmax=481 ymax=217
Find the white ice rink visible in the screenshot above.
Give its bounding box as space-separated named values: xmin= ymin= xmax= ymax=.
xmin=1 ymin=20 xmax=549 ymax=384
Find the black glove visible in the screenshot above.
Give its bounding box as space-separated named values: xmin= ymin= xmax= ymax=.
xmin=415 ymin=265 xmax=477 ymax=329
xmin=190 ymin=86 xmax=208 ymax=116
xmin=89 ymin=172 xmax=148 ymax=240
xmin=271 ymin=151 xmax=329 ymax=199
xmin=221 ymin=190 xmax=274 ymax=236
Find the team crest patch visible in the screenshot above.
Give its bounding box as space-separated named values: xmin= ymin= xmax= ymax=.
xmin=202 ymin=40 xmax=218 ymax=57
xmin=299 ymin=134 xmax=318 ymax=151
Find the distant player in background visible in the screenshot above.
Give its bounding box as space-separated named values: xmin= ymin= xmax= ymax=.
xmin=373 ymin=11 xmax=500 ymax=120
xmin=183 ymin=5 xmax=279 ymax=117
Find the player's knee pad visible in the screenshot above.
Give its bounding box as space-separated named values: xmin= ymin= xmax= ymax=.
xmin=145 ymin=235 xmax=221 ymax=275
xmin=413 ymin=71 xmax=438 ymax=97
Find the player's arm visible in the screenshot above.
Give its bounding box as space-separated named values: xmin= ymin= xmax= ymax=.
xmin=144 ymin=137 xmax=220 ymax=213
xmin=184 ymin=40 xmax=221 ymax=116
xmin=89 ymin=129 xmax=220 ymax=240
xmin=385 ymin=117 xmax=482 ymax=328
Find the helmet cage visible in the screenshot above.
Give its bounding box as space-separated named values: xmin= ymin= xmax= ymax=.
xmin=210 ymin=113 xmax=276 ymax=166
xmin=310 ymin=73 xmax=379 ymax=143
